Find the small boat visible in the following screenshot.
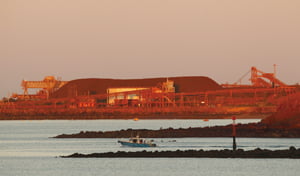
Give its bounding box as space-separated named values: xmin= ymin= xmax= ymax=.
xmin=118 ymin=135 xmax=157 ymax=147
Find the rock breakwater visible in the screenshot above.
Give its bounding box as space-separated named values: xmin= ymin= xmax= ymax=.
xmin=61 ymin=147 xmax=300 ymax=158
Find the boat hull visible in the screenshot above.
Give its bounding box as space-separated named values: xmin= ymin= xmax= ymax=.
xmin=118 ymin=140 xmax=156 ymax=147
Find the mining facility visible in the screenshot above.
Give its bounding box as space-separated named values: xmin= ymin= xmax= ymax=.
xmin=0 ymin=67 xmax=299 ymax=119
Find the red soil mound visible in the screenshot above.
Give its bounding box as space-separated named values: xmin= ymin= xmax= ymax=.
xmin=262 ymin=92 xmax=300 ymax=128
xmin=51 ymin=76 xmax=222 ymax=98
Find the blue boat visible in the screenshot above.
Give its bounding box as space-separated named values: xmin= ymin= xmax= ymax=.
xmin=118 ymin=136 xmax=157 ymax=147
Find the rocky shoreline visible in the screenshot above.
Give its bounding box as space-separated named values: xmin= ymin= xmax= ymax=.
xmin=54 ymin=122 xmax=300 ymax=138
xmin=61 ymin=147 xmax=300 ymax=158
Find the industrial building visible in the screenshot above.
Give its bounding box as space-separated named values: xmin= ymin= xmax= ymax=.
xmin=0 ymin=67 xmax=298 ymax=118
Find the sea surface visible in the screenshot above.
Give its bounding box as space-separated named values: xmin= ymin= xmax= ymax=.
xmin=1 ymin=119 xmax=300 ymax=176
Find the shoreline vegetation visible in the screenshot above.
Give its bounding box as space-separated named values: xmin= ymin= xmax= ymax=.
xmin=61 ymin=147 xmax=300 ymax=158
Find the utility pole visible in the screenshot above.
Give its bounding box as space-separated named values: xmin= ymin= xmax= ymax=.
xmin=273 ymin=64 xmax=277 ymax=88
xmin=273 ymin=64 xmax=277 ymax=79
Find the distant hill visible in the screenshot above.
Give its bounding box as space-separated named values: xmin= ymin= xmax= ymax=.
xmin=51 ymin=76 xmax=222 ymax=98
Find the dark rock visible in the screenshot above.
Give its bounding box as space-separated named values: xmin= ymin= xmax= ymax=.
xmin=53 ymin=123 xmax=300 ymax=138
xmin=61 ymin=147 xmax=300 ymax=158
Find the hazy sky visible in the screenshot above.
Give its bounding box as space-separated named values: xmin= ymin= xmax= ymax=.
xmin=1 ymin=0 xmax=300 ymax=98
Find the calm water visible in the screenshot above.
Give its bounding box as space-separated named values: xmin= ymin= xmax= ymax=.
xmin=1 ymin=119 xmax=300 ymax=176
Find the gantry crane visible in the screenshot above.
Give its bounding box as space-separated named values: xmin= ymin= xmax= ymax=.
xmin=21 ymin=76 xmax=68 ymax=99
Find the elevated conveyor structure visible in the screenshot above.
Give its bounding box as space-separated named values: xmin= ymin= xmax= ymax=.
xmin=250 ymin=66 xmax=287 ymax=88
xmin=222 ymin=66 xmax=288 ymax=88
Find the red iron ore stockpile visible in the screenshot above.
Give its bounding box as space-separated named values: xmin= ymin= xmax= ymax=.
xmin=51 ymin=76 xmax=222 ymax=98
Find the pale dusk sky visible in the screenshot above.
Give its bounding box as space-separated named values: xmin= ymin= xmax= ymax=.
xmin=1 ymin=0 xmax=300 ymax=98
